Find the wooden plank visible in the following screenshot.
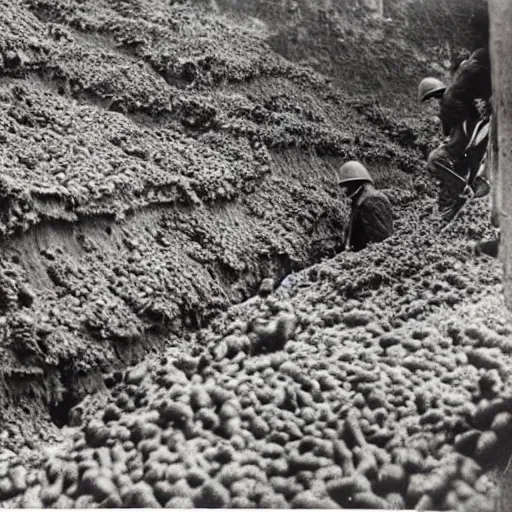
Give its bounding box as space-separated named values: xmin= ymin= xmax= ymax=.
xmin=489 ymin=0 xmax=512 ymax=309
xmin=489 ymin=2 xmax=512 ymax=509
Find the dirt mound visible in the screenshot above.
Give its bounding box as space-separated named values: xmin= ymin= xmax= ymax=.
xmin=0 ymin=198 xmax=507 ymax=511
xmin=0 ymin=0 xmax=440 ymax=419
xmin=0 ymin=0 xmax=508 ymax=510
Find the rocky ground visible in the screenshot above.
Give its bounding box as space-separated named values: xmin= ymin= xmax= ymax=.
xmin=0 ymin=198 xmax=508 ymax=511
xmin=0 ymin=0 xmax=438 ymax=419
xmin=0 ymin=0 xmax=509 ymax=510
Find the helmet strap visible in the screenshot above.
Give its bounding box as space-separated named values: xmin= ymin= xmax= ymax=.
xmin=347 ymin=184 xmax=364 ymax=200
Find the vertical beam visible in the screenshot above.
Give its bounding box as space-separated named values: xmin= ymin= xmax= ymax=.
xmin=480 ymin=4 xmax=511 ymax=508
xmin=489 ymin=0 xmax=512 ymax=309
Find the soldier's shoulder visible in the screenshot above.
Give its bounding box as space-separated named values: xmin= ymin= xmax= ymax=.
xmin=470 ymin=47 xmax=489 ymax=62
xmin=366 ymin=188 xmax=391 ymax=201
xmin=361 ymin=189 xmax=393 ymax=209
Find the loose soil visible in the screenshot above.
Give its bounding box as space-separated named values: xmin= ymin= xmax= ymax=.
xmin=0 ymin=0 xmax=508 ymax=510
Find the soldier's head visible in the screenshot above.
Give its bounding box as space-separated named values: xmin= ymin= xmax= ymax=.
xmin=418 ymin=77 xmax=447 ymax=103
xmin=335 ymin=161 xmax=374 ymax=198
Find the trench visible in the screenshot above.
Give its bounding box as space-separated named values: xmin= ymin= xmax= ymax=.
xmin=0 ymin=158 xmax=347 ymax=433
xmin=0 ymin=0 xmax=422 ymax=442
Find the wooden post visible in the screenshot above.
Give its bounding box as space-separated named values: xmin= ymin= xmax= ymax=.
xmin=489 ymin=0 xmax=512 ymax=310
xmin=491 ymin=1 xmax=512 ymax=506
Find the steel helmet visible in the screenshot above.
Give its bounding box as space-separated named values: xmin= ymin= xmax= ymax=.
xmin=418 ymin=77 xmax=447 ymax=102
xmin=335 ymin=161 xmax=374 ymax=186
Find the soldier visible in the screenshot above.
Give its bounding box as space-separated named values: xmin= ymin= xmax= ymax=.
xmin=439 ymin=48 xmax=492 ymax=137
xmin=418 ymin=77 xmax=447 ymax=104
xmin=335 ymin=161 xmax=394 ymax=252
xmin=419 ymin=48 xmax=492 ymax=221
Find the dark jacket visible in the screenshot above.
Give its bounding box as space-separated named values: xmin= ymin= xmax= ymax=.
xmin=440 ymin=48 xmax=491 ymax=136
xmin=346 ymin=184 xmax=394 ymax=252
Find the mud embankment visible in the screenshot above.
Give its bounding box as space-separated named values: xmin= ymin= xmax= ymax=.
xmin=0 ymin=0 xmax=438 ymax=427
xmin=0 ymin=197 xmax=506 ymax=511
xmin=0 ymin=0 xmax=508 ymax=510
xmin=211 ymin=0 xmax=488 ymax=102
xmin=0 ymin=148 xmax=347 ymax=423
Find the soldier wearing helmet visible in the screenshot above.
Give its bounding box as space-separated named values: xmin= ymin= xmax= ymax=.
xmin=418 ymin=49 xmax=491 ymax=136
xmin=418 ymin=48 xmax=492 ymax=221
xmin=418 ymin=77 xmax=447 ymax=103
xmin=336 ymin=161 xmax=394 ymax=252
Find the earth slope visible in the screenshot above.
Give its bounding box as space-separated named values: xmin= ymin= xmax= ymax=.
xmin=0 ymin=198 xmax=508 ymax=511
xmin=0 ymin=0 xmax=510 ymax=511
xmin=0 ymin=0 xmax=438 ymax=418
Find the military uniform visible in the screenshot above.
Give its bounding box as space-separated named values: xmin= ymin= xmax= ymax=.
xmin=440 ymin=48 xmax=492 ymax=136
xmin=426 ymin=48 xmax=492 ymax=219
xmin=427 ymin=122 xmax=474 ymax=217
xmin=345 ymin=184 xmax=394 ymax=251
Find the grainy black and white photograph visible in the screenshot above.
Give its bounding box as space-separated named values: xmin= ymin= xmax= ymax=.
xmin=0 ymin=0 xmax=510 ymax=510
